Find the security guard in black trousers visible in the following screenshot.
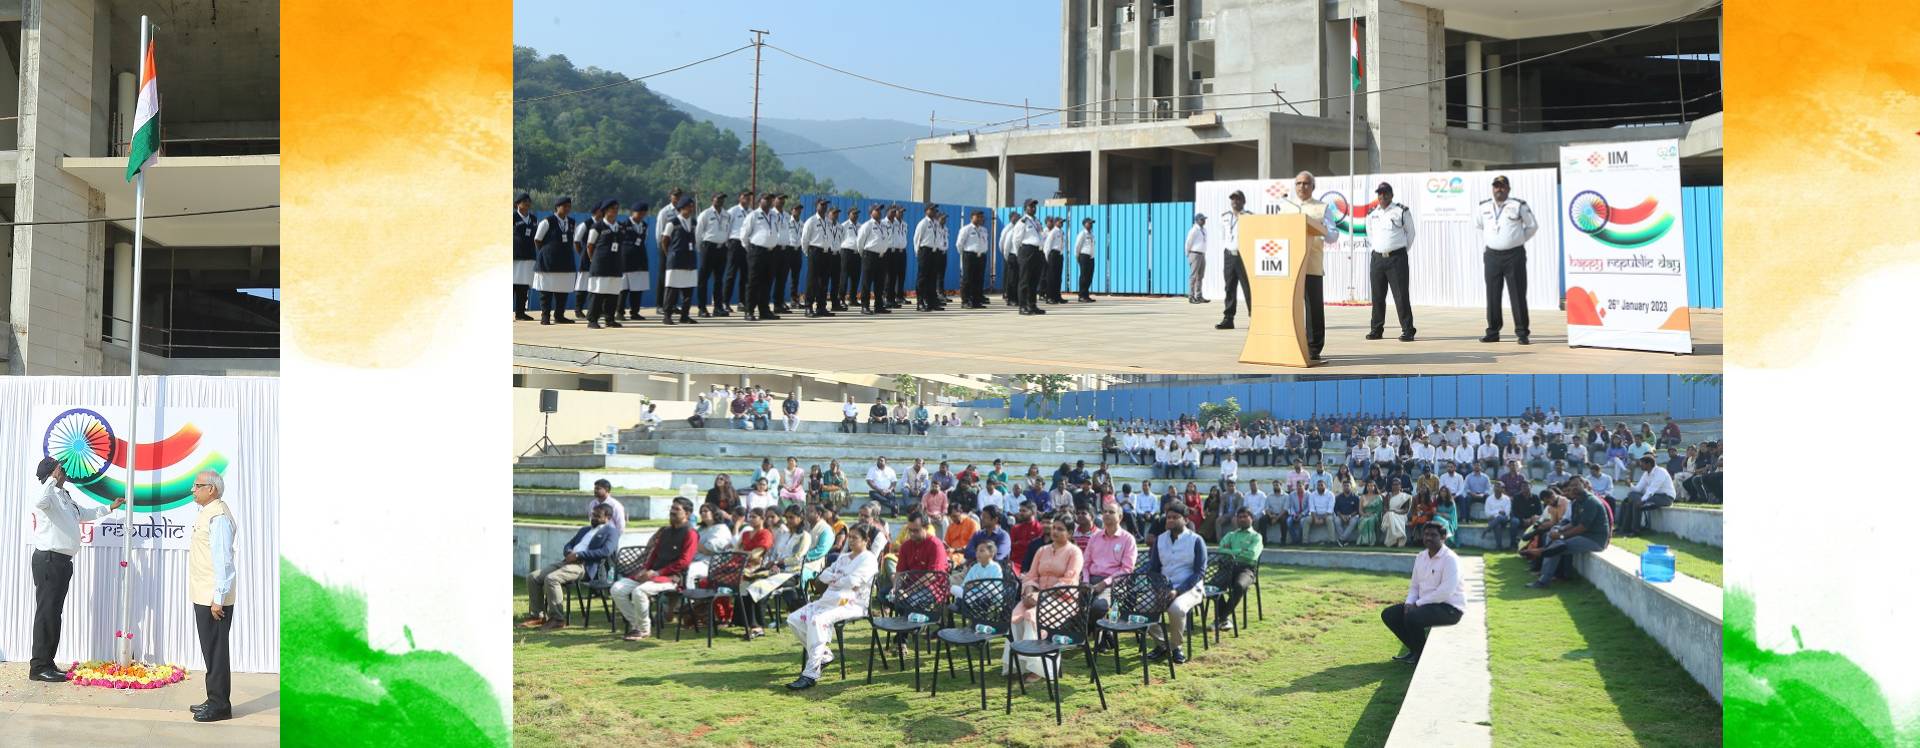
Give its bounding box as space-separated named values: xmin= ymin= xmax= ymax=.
xmin=914 ymin=206 xmax=943 ymax=312
xmin=1015 ymin=200 xmax=1047 ymax=315
xmin=531 ymin=196 xmax=577 ymax=325
xmin=742 ymin=194 xmax=781 ymax=321
xmin=856 ymin=205 xmax=890 ymax=314
xmin=837 ymin=208 xmax=861 ymax=312
xmin=512 ymin=193 xmax=537 ymax=321
xmin=1475 ymin=174 xmax=1539 ymax=345
xmin=695 ymin=193 xmax=731 ymax=318
xmin=1363 ymin=182 xmax=1418 ymax=342
xmin=802 ymin=199 xmax=837 ymax=318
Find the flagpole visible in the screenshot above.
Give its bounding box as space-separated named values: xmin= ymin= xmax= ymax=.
xmin=1348 ymin=16 xmax=1358 ymax=303
xmin=118 ymin=14 xmax=149 ymax=667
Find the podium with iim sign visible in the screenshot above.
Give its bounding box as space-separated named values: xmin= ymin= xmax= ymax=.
xmin=1236 ymin=213 xmax=1316 ymax=368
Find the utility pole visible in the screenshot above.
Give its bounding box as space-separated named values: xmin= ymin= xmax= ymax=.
xmin=749 ymin=29 xmax=769 ymax=195
xmin=1268 ymin=85 xmax=1303 ymax=116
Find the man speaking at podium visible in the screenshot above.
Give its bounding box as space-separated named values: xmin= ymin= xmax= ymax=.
xmin=1276 ymin=171 xmax=1331 ymax=360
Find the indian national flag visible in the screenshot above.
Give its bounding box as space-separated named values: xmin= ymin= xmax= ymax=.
xmin=124 ymin=23 xmax=158 ymax=182
xmin=1350 ymin=19 xmax=1363 ymax=91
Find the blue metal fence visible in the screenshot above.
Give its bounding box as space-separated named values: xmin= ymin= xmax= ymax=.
xmin=965 ymin=375 xmax=1722 ymax=422
xmin=528 ymin=185 xmax=1724 ymax=309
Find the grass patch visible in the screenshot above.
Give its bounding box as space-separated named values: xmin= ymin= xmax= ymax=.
xmin=1483 ymin=555 xmax=1721 ymax=747
xmin=1609 ymin=533 xmax=1722 ymax=587
xmin=513 ymin=566 xmax=1417 ymax=747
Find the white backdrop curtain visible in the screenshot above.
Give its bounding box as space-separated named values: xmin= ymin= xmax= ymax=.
xmin=1195 ymin=168 xmax=1563 ymax=309
xmin=0 ymin=376 xmax=279 ymax=673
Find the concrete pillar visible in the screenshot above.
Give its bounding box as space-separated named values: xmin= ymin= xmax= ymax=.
xmin=1089 ymin=149 xmax=1107 ymax=205
xmin=10 ymin=0 xmax=107 ymax=374
xmin=111 ymin=241 xmax=131 ymax=344
xmin=994 ymin=153 xmax=1016 ymax=207
xmin=677 ymin=373 xmax=691 ymax=401
xmin=1132 ymin=1 xmax=1150 ymax=121
xmin=1465 ymin=39 xmax=1483 ymax=131
xmin=1486 ymin=53 xmax=1503 ymax=132
xmin=910 ymin=155 xmax=932 ymax=202
xmin=1171 ymin=0 xmax=1189 ymax=115
xmin=1170 ymin=150 xmax=1188 ymax=195
xmin=1363 ymin=0 xmax=1448 ymax=173
xmin=793 ymin=379 xmax=804 ymax=401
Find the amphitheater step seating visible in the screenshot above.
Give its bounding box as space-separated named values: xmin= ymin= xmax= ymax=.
xmin=1572 ymin=546 xmax=1723 ymax=702
xmin=513 ymin=468 xmax=673 ymax=492
xmin=1385 ymin=556 xmax=1492 ymax=748
xmin=515 ymin=491 xmax=678 ymax=521
xmin=517 ymin=453 xmax=657 ymax=470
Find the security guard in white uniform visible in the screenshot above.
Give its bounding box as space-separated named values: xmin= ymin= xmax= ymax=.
xmin=1364 ymin=182 xmax=1417 ymax=342
xmin=1475 ymin=174 xmax=1540 ymax=344
xmin=836 ymin=207 xmax=861 ymax=311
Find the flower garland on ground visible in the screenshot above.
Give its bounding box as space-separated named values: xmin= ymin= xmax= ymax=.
xmin=66 ymin=660 xmax=187 ymax=689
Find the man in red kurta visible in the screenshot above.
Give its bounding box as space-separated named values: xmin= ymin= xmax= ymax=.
xmin=1005 ymin=501 xmax=1047 ymax=574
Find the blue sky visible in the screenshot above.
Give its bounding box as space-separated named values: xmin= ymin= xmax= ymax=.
xmin=513 ymin=1 xmax=1064 ymax=127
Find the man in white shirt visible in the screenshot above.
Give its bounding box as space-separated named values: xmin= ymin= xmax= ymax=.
xmin=1483 ymin=483 xmax=1516 ymax=549
xmin=840 ymin=396 xmax=861 ymax=434
xmin=28 ymin=458 xmax=125 ymax=681
xmin=1180 ymin=444 xmax=1201 ymax=480
xmin=866 ymin=457 xmax=903 ymax=516
xmin=835 ymin=205 xmax=861 ymax=312
xmin=1305 ymin=480 xmax=1337 ymax=545
xmin=1437 ymin=462 xmax=1467 ymax=504
xmin=1041 ymin=216 xmax=1068 ymax=304
xmin=742 ymin=194 xmax=782 ymax=321
xmin=913 ymin=207 xmax=944 ymax=312
xmin=1216 ymin=191 xmax=1253 ymax=330
xmin=856 ymin=205 xmax=891 ymax=315
xmin=802 ymin=200 xmax=838 ymax=318
xmin=696 ymin=193 xmax=731 ymax=318
xmin=956 ymin=210 xmax=992 ymax=308
xmin=1073 ymin=216 xmax=1099 ymax=302
xmin=1218 ymin=453 xmax=1239 ymax=491
xmin=1474 ymin=175 xmax=1541 ymax=345
xmin=1363 ymin=182 xmax=1417 ymax=342
xmin=1184 ymin=212 xmax=1209 ymax=304
xmin=721 ymin=190 xmax=753 ymax=316
xmin=1380 ymin=522 xmax=1464 ymax=666
xmin=998 ymin=208 xmax=1023 ymax=308
xmin=1015 ymin=200 xmax=1048 ymax=315
xmin=1618 ymin=455 xmax=1676 ymax=537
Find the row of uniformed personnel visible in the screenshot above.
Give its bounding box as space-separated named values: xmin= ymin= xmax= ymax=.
xmin=514 ymin=191 xmax=1105 ymax=325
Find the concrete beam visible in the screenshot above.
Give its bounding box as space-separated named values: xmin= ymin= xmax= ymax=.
xmin=1644 ymin=506 xmax=1722 ymax=547
xmin=1574 ymin=546 xmax=1723 ymax=702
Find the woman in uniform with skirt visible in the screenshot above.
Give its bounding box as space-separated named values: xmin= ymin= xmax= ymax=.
xmin=513 ymin=193 xmax=538 ymax=321
xmin=531 ymin=196 xmax=578 ymax=325
xmin=660 ymin=197 xmax=701 ymax=325
xmin=583 ymin=199 xmax=626 ymax=329
xmin=620 ymin=202 xmax=651 ymax=321
xmin=571 ymin=210 xmax=595 ymax=318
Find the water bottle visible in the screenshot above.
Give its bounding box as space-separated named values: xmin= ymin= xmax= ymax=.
xmin=1127 ymin=614 xmax=1150 ymax=625
xmin=1051 ymin=634 xmax=1076 ymax=645
xmin=974 ymin=623 xmax=997 ymax=635
xmin=907 ymin=612 xmax=930 ymax=624
xmin=1106 ymin=607 xmax=1120 ymax=621
xmin=1640 ymin=544 xmax=1676 ymax=583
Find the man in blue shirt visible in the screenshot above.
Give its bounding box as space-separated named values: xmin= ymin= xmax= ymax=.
xmin=966 ymin=505 xmax=1013 ymax=565
xmin=1140 ymin=503 xmax=1208 ymax=664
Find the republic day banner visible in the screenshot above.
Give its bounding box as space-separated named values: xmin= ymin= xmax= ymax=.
xmin=1559 ymin=139 xmax=1695 ymax=353
xmin=23 ymin=405 xmax=239 ymax=551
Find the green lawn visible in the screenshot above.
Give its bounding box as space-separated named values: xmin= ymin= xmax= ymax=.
xmin=1482 ymin=555 xmax=1722 ymax=747
xmin=1609 ymin=533 xmax=1723 ymax=587
xmin=513 ymin=567 xmax=1417 ymax=747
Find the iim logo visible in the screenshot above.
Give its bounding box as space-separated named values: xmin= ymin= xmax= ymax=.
xmin=43 ymin=408 xmax=230 ymax=512
xmin=1567 ymin=190 xmax=1675 ymax=249
xmin=1255 ymin=239 xmax=1289 ymax=276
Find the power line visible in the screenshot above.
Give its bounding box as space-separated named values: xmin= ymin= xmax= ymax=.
xmin=762 ymin=43 xmax=1074 ymax=113
xmin=0 ymin=204 xmax=279 ymax=227
xmin=514 ymin=44 xmax=754 ymax=104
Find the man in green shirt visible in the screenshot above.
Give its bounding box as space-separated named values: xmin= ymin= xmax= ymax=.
xmin=1522 ymin=478 xmax=1611 ymax=589
xmin=1213 ymin=508 xmax=1263 ymax=631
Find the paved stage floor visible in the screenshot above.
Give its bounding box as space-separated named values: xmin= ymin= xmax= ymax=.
xmin=513 ymin=296 xmax=1722 ymax=375
xmin=0 ymin=662 xmax=279 ymax=746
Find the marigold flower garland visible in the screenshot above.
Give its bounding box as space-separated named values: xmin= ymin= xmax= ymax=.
xmin=66 ymin=659 xmax=188 ymax=689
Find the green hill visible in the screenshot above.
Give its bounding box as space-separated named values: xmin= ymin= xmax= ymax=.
xmin=512 ymin=46 xmax=852 ymax=208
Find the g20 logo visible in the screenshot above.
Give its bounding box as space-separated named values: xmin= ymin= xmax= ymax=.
xmin=1655 ymin=144 xmax=1679 ymax=160
xmin=1424 ymin=176 xmax=1464 ymax=195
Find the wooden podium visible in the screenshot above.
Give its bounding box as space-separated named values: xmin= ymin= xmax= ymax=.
xmin=1236 ymin=213 xmax=1317 ymax=368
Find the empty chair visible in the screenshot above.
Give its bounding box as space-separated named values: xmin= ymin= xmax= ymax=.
xmin=676 ymin=551 xmax=748 ymax=647
xmin=1004 ymin=584 xmax=1106 ymax=726
xmin=931 ymin=577 xmax=1018 ymax=711
xmin=865 ymin=569 xmax=951 ymax=691
xmin=1094 ymin=572 xmax=1178 ymax=686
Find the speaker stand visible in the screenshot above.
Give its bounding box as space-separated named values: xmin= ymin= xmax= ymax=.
xmin=520 ymin=412 xmax=558 ymax=458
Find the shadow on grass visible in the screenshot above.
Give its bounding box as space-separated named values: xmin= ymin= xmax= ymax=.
xmin=1264 ymin=660 xmax=1413 ymax=748
xmin=1486 ymin=554 xmax=1721 ymax=747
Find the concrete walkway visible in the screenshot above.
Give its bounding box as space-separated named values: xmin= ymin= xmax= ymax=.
xmin=514 ymin=297 xmax=1722 ymax=374
xmin=1385 ymin=555 xmax=1492 ymax=748
xmin=0 ymin=662 xmax=279 ymax=746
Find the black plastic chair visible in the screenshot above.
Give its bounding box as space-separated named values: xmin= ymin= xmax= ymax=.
xmin=676 ymin=552 xmax=748 ymax=647
xmin=1191 ymin=554 xmax=1238 ymax=652
xmin=865 ymin=569 xmax=951 ymax=691
xmin=931 ymin=577 xmax=1017 ymax=711
xmin=792 ymin=566 xmax=880 ymax=680
xmin=1095 ymin=572 xmax=1177 ymax=686
xmin=564 ymin=546 xmax=632 ymax=631
xmin=1004 ymin=584 xmax=1106 ymax=726
xmin=589 ymin=546 xmax=646 ymax=633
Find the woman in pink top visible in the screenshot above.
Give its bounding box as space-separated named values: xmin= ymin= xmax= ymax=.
xmin=1003 ymin=514 xmax=1084 ymax=682
xmin=920 ymin=485 xmax=950 ymax=536
xmin=780 ymin=457 xmax=807 ymax=504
